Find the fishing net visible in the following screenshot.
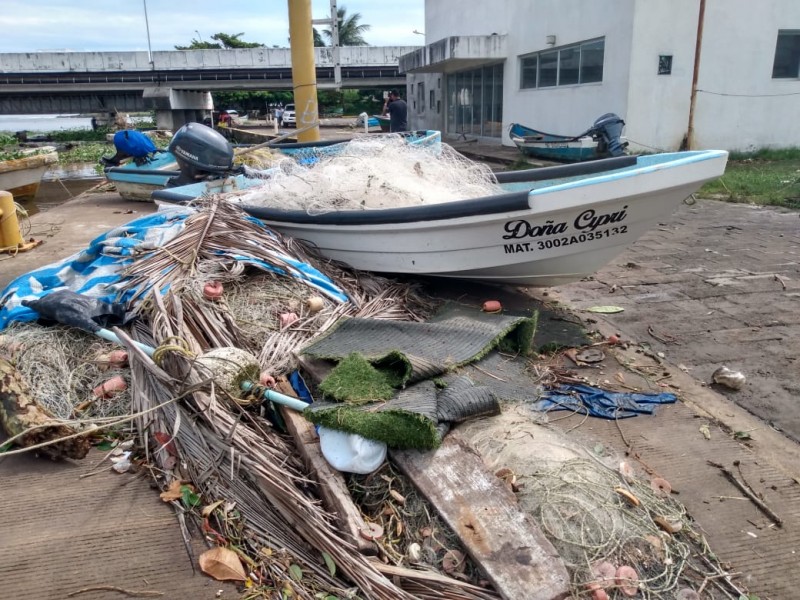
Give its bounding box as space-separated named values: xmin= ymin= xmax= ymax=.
xmin=0 ymin=322 xmax=131 ymax=419
xmin=457 ymin=410 xmax=718 ymax=598
xmin=233 ymin=136 xmax=503 ymax=213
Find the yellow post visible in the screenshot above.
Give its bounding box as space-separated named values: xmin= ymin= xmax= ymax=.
xmin=0 ymin=190 xmax=23 ymax=250
xmin=287 ymin=0 xmax=320 ymax=142
xmin=0 ymin=190 xmax=41 ymax=253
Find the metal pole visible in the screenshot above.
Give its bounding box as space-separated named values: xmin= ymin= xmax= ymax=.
xmin=330 ymin=0 xmax=341 ymax=87
xmin=287 ymin=0 xmax=321 ymax=142
xmin=142 ymin=0 xmax=154 ymax=66
xmin=686 ymin=0 xmax=706 ymax=150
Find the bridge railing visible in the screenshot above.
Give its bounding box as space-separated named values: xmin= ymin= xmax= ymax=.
xmin=0 ymin=46 xmax=421 ymax=73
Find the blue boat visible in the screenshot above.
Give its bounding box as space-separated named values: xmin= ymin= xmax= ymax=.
xmin=509 ymin=113 xmax=628 ymax=163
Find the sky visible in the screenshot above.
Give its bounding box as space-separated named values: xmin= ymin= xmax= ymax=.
xmin=0 ymin=0 xmax=426 ymax=53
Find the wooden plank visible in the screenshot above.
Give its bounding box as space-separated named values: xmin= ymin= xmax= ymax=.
xmin=392 ymin=435 xmax=570 ymax=600
xmin=276 ymin=380 xmax=376 ymax=555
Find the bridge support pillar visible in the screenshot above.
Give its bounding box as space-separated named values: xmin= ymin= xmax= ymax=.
xmin=143 ymin=87 xmax=213 ymax=131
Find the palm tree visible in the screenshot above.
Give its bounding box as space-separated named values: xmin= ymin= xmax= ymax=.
xmin=323 ymin=6 xmax=371 ymax=46
xmin=313 ymin=28 xmax=326 ymax=47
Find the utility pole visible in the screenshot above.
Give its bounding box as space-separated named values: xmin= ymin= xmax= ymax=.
xmin=288 ymin=0 xmax=321 ymax=142
xmin=311 ymin=0 xmax=341 ymax=88
xmin=142 ymin=0 xmax=153 ymax=67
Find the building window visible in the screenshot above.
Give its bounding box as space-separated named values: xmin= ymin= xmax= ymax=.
xmin=658 ymin=55 xmax=673 ymax=75
xmin=772 ymin=30 xmax=800 ymax=78
xmin=429 ymin=89 xmax=435 ymax=110
xmin=446 ymin=63 xmax=504 ymax=138
xmin=417 ymin=81 xmax=425 ymax=113
xmin=520 ymin=38 xmax=604 ymax=89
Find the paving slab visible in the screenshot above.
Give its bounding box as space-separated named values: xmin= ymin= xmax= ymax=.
xmin=0 ymin=192 xmax=235 ymax=599
xmin=553 ymin=199 xmax=800 ymax=444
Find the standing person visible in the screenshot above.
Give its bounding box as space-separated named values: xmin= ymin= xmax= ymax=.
xmin=382 ymin=89 xmax=408 ymax=133
xmin=275 ymin=106 xmax=284 ymax=128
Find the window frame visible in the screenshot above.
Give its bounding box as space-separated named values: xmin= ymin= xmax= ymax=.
xmin=519 ymin=37 xmax=605 ymax=90
xmin=772 ymin=29 xmax=800 ymax=79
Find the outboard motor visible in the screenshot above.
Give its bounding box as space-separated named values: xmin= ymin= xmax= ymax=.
xmin=167 ymin=123 xmax=235 ymax=187
xmin=590 ymin=113 xmax=628 ymax=157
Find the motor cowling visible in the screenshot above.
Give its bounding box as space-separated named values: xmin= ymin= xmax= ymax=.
xmin=168 ymin=123 xmax=234 ymax=185
xmin=591 ymin=113 xmax=628 ymax=157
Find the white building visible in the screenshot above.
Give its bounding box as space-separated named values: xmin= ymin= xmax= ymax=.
xmin=399 ymin=0 xmax=800 ymax=152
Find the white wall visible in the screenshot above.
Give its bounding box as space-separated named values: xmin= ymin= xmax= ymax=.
xmin=419 ymin=0 xmax=800 ymax=151
xmin=421 ymin=0 xmax=637 ymax=145
xmin=691 ymin=0 xmax=800 ymax=151
xmin=624 ymin=0 xmax=699 ymax=152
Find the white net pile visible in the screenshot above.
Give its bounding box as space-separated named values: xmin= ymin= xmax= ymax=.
xmin=0 ymin=322 xmax=131 ymax=419
xmin=234 ymin=136 xmax=503 ymax=213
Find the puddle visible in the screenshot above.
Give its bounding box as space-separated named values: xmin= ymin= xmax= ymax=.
xmin=19 ymin=162 xmax=104 ymax=216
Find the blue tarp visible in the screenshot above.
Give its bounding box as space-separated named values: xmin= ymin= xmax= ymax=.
xmin=0 ymin=207 xmax=347 ymax=332
xmin=534 ymin=383 xmax=677 ymax=419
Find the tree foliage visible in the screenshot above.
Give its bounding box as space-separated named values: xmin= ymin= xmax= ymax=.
xmin=176 ymin=32 xmax=264 ymax=50
xmin=323 ymin=6 xmax=371 ymax=46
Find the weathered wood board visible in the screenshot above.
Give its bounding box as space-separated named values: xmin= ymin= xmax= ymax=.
xmin=392 ymin=435 xmax=570 ymax=600
xmin=277 ymin=380 xmax=376 ymax=555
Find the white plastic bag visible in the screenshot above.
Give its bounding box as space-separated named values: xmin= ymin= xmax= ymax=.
xmin=318 ymin=426 xmax=387 ymax=474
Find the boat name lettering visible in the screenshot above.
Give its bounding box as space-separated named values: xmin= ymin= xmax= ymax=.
xmin=174 ymin=147 xmax=199 ymax=161
xmin=574 ymin=206 xmax=628 ymax=232
xmin=502 ymin=219 xmax=568 ymax=240
xmin=503 ymin=225 xmax=629 ymax=255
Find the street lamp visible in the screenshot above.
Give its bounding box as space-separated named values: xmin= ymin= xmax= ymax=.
xmin=142 ymin=0 xmax=153 ymax=65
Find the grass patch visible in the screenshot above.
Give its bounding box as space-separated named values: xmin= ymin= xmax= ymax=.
xmin=57 ymin=142 xmax=110 ymax=165
xmin=318 ymin=352 xmax=407 ymax=404
xmin=47 ymin=127 xmax=113 ymax=143
xmin=306 ymin=406 xmax=440 ymax=450
xmin=697 ymin=147 xmax=800 ymax=209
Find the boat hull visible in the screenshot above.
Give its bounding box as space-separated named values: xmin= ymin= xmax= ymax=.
xmin=509 ymin=123 xmax=609 ymax=162
xmin=104 ymin=152 xmax=178 ymax=202
xmin=252 ymin=152 xmax=728 ymax=287
xmin=514 ymin=138 xmax=599 ymax=162
xmin=0 ymin=149 xmax=59 ymax=201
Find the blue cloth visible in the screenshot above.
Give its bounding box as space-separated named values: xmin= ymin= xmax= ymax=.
xmin=534 ymin=383 xmax=677 ymax=419
xmin=0 ymin=208 xmax=348 ymax=332
xmin=114 ymin=129 xmax=158 ymax=158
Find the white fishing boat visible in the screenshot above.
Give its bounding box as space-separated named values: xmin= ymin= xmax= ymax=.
xmin=0 ymin=146 xmax=59 ymax=200
xmin=155 ymin=147 xmax=727 ymax=287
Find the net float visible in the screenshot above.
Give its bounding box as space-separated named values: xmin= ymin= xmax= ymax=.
xmin=203 ymin=281 xmax=224 ymax=300
xmin=306 ymin=296 xmax=325 ymax=313
xmin=93 ymin=375 xmax=128 ymax=399
xmin=482 ymin=300 xmax=502 ymax=313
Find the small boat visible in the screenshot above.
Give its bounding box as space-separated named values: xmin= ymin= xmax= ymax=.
xmin=373 ymin=115 xmax=391 ymax=132
xmin=0 ymin=146 xmax=59 ymax=201
xmin=156 ymin=150 xmax=728 ymax=287
xmin=104 ymin=151 xmax=179 ymax=201
xmin=510 ymin=113 xmax=627 ymax=162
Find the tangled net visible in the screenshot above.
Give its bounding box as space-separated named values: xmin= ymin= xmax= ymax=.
xmin=525 ymin=458 xmax=692 ymax=598
xmin=234 ymin=136 xmax=503 ymax=214
xmin=0 ymin=322 xmax=130 ymax=419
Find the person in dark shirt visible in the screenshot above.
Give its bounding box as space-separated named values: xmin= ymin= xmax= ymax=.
xmin=382 ymin=89 xmax=408 ymax=133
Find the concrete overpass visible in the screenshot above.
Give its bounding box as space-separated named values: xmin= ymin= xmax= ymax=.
xmin=0 ymin=46 xmax=418 ymax=125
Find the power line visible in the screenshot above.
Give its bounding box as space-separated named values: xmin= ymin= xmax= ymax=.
xmin=697 ymin=89 xmax=800 ymax=98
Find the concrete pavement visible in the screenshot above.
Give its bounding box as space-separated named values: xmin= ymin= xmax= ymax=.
xmin=2 ymin=140 xmax=799 ymax=597
xmin=554 ymin=199 xmax=800 ymax=443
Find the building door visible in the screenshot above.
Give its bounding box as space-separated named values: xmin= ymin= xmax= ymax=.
xmin=447 ymin=63 xmax=504 ymax=138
